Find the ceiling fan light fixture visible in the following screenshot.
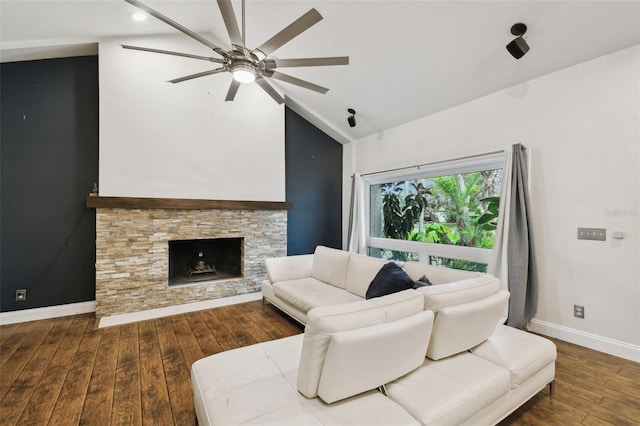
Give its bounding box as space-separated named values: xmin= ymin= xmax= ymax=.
xmin=122 ymin=0 xmax=349 ymax=103
xmin=232 ymin=61 xmax=257 ymax=83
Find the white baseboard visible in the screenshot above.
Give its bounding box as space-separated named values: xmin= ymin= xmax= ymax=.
xmin=528 ymin=319 xmax=640 ymax=363
xmin=0 ymin=301 xmax=96 ymax=326
xmin=98 ymin=292 xmax=263 ymax=328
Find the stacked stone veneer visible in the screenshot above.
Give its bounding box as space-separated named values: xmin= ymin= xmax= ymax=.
xmin=95 ymin=208 xmax=287 ymax=318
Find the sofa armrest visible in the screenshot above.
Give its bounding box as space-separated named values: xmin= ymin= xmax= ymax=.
xmin=264 ymin=254 xmax=313 ymax=283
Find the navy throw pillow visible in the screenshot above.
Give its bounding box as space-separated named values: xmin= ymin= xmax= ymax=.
xmin=413 ymin=274 xmax=433 ymax=288
xmin=366 ymin=262 xmax=415 ymax=299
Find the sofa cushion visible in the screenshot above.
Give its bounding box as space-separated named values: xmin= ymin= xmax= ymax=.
xmin=366 ymin=262 xmax=416 ymax=299
xmin=345 ymin=253 xmax=388 ymax=298
xmin=300 ymin=389 xmax=421 ymax=426
xmin=317 ymin=310 xmax=434 ymax=403
xmin=191 ymin=335 xmax=304 ymax=425
xmin=273 ymin=278 xmax=361 ymax=313
xmin=471 ymin=324 xmax=557 ymax=389
xmin=310 ymin=245 xmax=351 ymax=289
xmin=297 ymin=289 xmax=425 ymax=399
xmin=387 ymin=352 xmax=511 ymax=425
xmin=427 ymin=290 xmax=509 ymax=360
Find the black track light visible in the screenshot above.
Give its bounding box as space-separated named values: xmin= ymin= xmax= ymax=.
xmin=347 ymin=108 xmax=356 ymax=128
xmin=506 ymin=23 xmax=529 ymax=59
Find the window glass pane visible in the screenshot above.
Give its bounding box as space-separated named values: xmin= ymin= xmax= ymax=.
xmin=368 ymin=247 xmax=419 ymax=262
xmin=370 ymin=169 xmax=502 ymax=250
xmin=429 ymin=256 xmax=488 ymax=273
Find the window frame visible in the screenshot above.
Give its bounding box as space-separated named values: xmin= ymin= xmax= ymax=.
xmin=363 ymin=152 xmax=504 ymax=267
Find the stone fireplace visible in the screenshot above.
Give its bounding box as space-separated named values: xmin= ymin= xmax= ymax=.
xmin=89 ymin=196 xmax=290 ymax=318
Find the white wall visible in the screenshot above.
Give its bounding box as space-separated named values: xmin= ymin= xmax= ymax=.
xmin=348 ymin=45 xmax=640 ymax=358
xmin=99 ymin=34 xmax=285 ymax=201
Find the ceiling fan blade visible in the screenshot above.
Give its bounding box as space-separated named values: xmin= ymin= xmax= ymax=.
xmin=252 ymin=8 xmax=322 ymax=59
xmin=225 ymin=79 xmax=240 ymax=102
xmin=262 ymin=70 xmax=328 ymax=94
xmin=168 ymin=68 xmax=226 ymax=84
xmin=121 ymin=45 xmax=224 ymax=63
xmin=124 ymin=0 xmax=230 ymax=58
xmin=263 ymin=56 xmax=349 ymax=69
xmin=217 ymin=0 xmax=242 ymax=47
xmin=256 ymin=78 xmax=284 ymax=104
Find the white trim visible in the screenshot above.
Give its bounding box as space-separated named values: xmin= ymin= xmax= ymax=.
xmin=98 ymin=292 xmax=262 ymax=328
xmin=363 ymin=152 xmax=504 ymax=184
xmin=0 ymin=301 xmax=96 ymax=325
xmin=528 ymin=319 xmax=640 ymax=363
xmin=368 ymin=237 xmax=492 ymax=264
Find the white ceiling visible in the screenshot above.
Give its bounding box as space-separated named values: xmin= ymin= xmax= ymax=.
xmin=1 ymin=0 xmax=639 ymax=141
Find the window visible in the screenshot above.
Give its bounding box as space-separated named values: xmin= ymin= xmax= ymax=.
xmin=364 ymin=153 xmax=503 ymax=271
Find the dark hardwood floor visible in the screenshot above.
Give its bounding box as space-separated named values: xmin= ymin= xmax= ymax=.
xmin=1 ymin=301 xmax=638 ymax=425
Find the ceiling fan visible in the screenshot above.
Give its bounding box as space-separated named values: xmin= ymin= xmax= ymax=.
xmin=122 ymin=0 xmax=349 ymax=104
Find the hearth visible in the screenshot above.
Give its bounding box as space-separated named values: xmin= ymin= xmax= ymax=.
xmin=169 ymin=237 xmax=242 ymax=285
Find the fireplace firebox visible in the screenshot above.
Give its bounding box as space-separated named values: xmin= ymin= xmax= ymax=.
xmin=168 ymin=238 xmax=243 ymax=286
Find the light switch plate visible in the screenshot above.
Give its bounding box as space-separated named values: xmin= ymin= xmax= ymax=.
xmin=577 ymin=227 xmax=606 ymax=241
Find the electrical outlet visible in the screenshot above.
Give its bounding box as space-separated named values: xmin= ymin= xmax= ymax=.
xmin=574 ymin=304 xmax=584 ymax=318
xmin=577 ymin=227 xmax=606 ymax=241
xmin=16 ymin=289 xmax=27 ymax=302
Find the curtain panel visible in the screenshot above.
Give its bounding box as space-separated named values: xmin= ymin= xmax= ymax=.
xmin=489 ymin=143 xmax=538 ymax=329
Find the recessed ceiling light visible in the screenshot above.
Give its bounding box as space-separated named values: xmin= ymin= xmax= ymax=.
xmin=130 ymin=10 xmax=148 ymax=22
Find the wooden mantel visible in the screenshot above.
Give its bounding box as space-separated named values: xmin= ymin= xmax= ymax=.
xmin=86 ymin=195 xmax=293 ymax=211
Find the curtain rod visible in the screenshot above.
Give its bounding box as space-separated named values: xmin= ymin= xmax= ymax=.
xmin=358 ymin=149 xmax=507 ymax=178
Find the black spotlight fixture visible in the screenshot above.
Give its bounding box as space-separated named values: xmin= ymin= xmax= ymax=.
xmin=506 ymin=23 xmax=529 ymax=59
xmin=347 ymin=108 xmax=356 ymax=128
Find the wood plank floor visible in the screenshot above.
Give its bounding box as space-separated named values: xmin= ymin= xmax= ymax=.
xmin=1 ymin=301 xmax=638 ymax=425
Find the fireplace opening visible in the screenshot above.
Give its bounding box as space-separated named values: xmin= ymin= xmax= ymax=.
xmin=168 ymin=238 xmax=243 ymax=286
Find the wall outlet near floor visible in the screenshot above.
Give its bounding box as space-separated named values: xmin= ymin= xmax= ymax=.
xmin=574 ymin=304 xmax=584 ymax=318
xmin=16 ymin=289 xmax=27 ymax=301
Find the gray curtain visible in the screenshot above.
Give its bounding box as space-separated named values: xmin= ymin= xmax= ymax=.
xmin=489 ymin=144 xmax=538 ymax=329
xmin=506 ymin=144 xmax=538 ymax=328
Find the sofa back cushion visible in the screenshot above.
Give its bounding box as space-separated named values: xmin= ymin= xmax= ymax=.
xmin=310 ymin=246 xmax=351 ymax=289
xmin=427 ymin=290 xmax=509 ymax=360
xmin=317 ymin=310 xmax=434 ymax=403
xmin=415 ymin=274 xmax=501 ymax=312
xmin=345 ymin=254 xmax=388 ymax=298
xmin=402 ymin=261 xmax=481 ymax=284
xmin=297 ymin=289 xmax=426 ymax=399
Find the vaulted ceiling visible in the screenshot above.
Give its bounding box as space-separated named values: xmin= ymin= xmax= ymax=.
xmin=1 ymin=1 xmax=639 ymax=142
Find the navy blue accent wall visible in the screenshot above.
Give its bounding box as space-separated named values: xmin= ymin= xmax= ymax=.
xmin=1 ymin=56 xmax=99 ymax=312
xmin=285 ymin=108 xmax=343 ymax=255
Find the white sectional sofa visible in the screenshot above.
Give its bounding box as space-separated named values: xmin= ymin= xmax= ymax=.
xmin=261 ymin=245 xmax=501 ymax=324
xmin=191 ymin=247 xmax=557 ymax=425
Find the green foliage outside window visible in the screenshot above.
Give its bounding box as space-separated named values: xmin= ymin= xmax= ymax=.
xmin=373 ymin=169 xmax=502 ymax=267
